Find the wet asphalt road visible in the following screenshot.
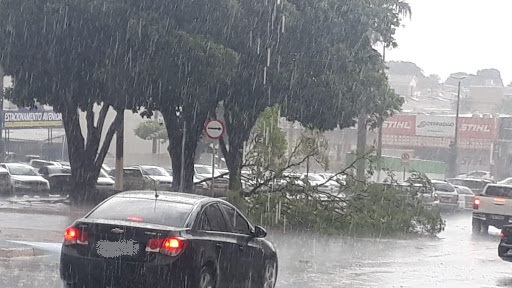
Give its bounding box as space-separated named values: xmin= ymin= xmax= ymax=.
xmin=0 ymin=210 xmax=510 ymax=287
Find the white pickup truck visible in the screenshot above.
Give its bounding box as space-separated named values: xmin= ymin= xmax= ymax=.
xmin=472 ymin=184 xmax=512 ymax=234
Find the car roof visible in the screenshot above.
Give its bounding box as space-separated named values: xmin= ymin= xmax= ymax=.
xmin=486 ymin=183 xmax=512 ymax=188
xmin=2 ymin=162 xmax=31 ymax=167
xmin=113 ymin=190 xmax=218 ymax=205
xmin=431 ymin=180 xmax=448 ymax=184
xmin=134 ymin=165 xmax=164 ymax=169
xmin=451 ymin=177 xmax=488 ymax=182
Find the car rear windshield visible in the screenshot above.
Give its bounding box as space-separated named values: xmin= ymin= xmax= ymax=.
xmin=87 ymin=197 xmax=193 ymax=227
xmin=433 ymin=182 xmax=455 ymax=192
xmin=448 ymin=179 xmax=486 ymax=189
xmin=455 ymin=187 xmax=474 ymax=195
xmin=484 ymin=186 xmax=512 ymax=198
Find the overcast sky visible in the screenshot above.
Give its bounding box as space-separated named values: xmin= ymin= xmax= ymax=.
xmin=386 ymin=0 xmax=511 ymax=84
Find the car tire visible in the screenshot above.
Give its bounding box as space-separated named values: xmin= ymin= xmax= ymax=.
xmin=481 ymin=222 xmax=489 ymax=234
xmin=472 ymin=218 xmax=482 ymax=234
xmin=260 ymin=260 xmax=278 ymax=288
xmin=198 ymin=266 xmax=215 ymax=288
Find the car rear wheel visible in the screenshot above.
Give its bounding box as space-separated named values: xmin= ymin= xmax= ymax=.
xmin=261 ymin=260 xmax=277 ymax=288
xmin=198 ymin=266 xmax=215 ymax=288
xmin=481 ymin=222 xmax=489 ymax=234
xmin=472 ymin=218 xmax=482 ymax=234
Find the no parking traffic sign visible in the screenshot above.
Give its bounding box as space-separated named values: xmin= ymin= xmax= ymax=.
xmin=401 ymin=152 xmax=410 ymax=166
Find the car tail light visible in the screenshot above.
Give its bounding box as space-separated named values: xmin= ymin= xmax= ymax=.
xmin=501 ymin=231 xmax=505 ymax=238
xmin=473 ymin=197 xmax=480 ymax=210
xmin=64 ymin=226 xmax=88 ymax=245
xmin=145 ymin=237 xmax=187 ymax=257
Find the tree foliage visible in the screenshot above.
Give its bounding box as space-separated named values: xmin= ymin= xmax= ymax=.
xmin=246 ymin=106 xmax=287 ymax=173
xmin=0 ymin=0 xmax=153 ymax=203
xmin=134 ymin=120 xmax=167 ymax=142
xmin=0 ymin=0 xmax=411 ymax=201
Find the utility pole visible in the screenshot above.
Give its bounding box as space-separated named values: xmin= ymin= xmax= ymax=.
xmin=376 ymin=45 xmax=386 ymax=182
xmin=448 ymin=76 xmax=466 ymax=178
xmin=0 ymin=66 xmax=4 ymax=163
xmin=114 ymin=109 xmax=124 ymax=191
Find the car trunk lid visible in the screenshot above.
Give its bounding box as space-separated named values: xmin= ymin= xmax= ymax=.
xmin=72 ymin=219 xmax=187 ymax=262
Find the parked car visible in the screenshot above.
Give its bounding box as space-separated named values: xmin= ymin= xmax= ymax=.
xmin=1 ymin=163 xmax=50 ymax=195
xmin=317 ymin=173 xmax=346 ymax=185
xmin=96 ymin=169 xmax=115 ymax=190
xmin=431 ymin=180 xmax=458 ymax=211
xmin=130 ymin=165 xmax=173 ymax=190
xmin=453 ymin=185 xmax=475 ymax=210
xmin=457 ymin=170 xmax=493 ymax=181
xmin=0 ymin=167 xmax=12 ymax=196
xmin=29 ymin=159 xmax=62 ymax=170
xmin=397 ymin=181 xmax=439 ymax=208
xmin=38 ymin=166 xmax=72 ymax=196
xmin=300 ymin=173 xmax=344 ymax=201
xmin=60 ymin=191 xmax=278 ymax=288
xmin=194 ymin=164 xmax=229 ymax=194
xmin=109 ymin=168 xmax=148 ymax=190
xmin=446 ymin=178 xmax=491 ymax=196
xmin=40 ymin=166 xmax=115 ymax=195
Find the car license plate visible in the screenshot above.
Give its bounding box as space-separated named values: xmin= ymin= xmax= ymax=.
xmin=492 ymin=215 xmax=505 ymax=220
xmin=96 ymin=240 xmax=139 ymax=258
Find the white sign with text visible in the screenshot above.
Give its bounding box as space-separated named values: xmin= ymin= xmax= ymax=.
xmin=415 ymin=115 xmax=456 ymax=137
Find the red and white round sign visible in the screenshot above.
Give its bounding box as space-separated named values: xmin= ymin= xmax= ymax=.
xmin=205 ymin=119 xmax=225 ymax=140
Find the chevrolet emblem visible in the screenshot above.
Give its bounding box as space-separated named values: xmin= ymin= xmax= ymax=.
xmin=111 ymin=228 xmax=125 ymax=234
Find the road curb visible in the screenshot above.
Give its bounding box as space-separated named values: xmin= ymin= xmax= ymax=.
xmin=0 ymin=247 xmax=35 ymax=258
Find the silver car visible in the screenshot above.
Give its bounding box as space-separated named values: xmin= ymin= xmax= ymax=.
xmin=432 ymin=180 xmax=458 ymax=211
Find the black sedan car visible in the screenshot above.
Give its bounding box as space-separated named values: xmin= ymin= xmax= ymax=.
xmin=60 ymin=191 xmax=278 ymax=288
xmin=499 ymin=225 xmax=512 ymax=261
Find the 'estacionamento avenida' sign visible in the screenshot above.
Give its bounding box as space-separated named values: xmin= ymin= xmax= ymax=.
xmin=3 ymin=109 xmax=63 ymax=129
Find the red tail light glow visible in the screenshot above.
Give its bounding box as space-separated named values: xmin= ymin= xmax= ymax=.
xmin=127 ymin=216 xmax=143 ymax=222
xmin=501 ymin=231 xmax=505 ymax=238
xmin=64 ymin=226 xmax=89 ymax=245
xmin=473 ymin=197 xmax=480 ymax=210
xmin=146 ymin=237 xmax=187 ymax=256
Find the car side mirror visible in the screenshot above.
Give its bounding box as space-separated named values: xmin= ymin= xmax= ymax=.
xmin=253 ymin=225 xmax=267 ymax=238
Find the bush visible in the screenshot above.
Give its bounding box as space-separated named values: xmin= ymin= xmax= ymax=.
xmin=228 ymin=183 xmax=445 ymax=238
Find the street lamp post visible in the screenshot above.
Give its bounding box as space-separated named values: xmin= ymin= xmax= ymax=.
xmin=450 ymin=76 xmax=467 ymax=177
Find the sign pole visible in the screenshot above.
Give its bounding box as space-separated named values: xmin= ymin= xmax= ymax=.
xmin=204 ymin=119 xmax=225 ymax=195
xmin=0 ymin=66 xmax=4 ymax=163
xmin=401 ymin=152 xmax=410 ymax=181
xmin=211 ymin=143 xmax=215 ymax=196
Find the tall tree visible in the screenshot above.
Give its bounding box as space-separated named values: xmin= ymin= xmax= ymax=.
xmin=126 ymin=0 xmax=240 ymax=191
xmin=0 ymin=0 xmax=151 ymax=202
xmin=217 ymin=0 xmax=410 ymax=191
